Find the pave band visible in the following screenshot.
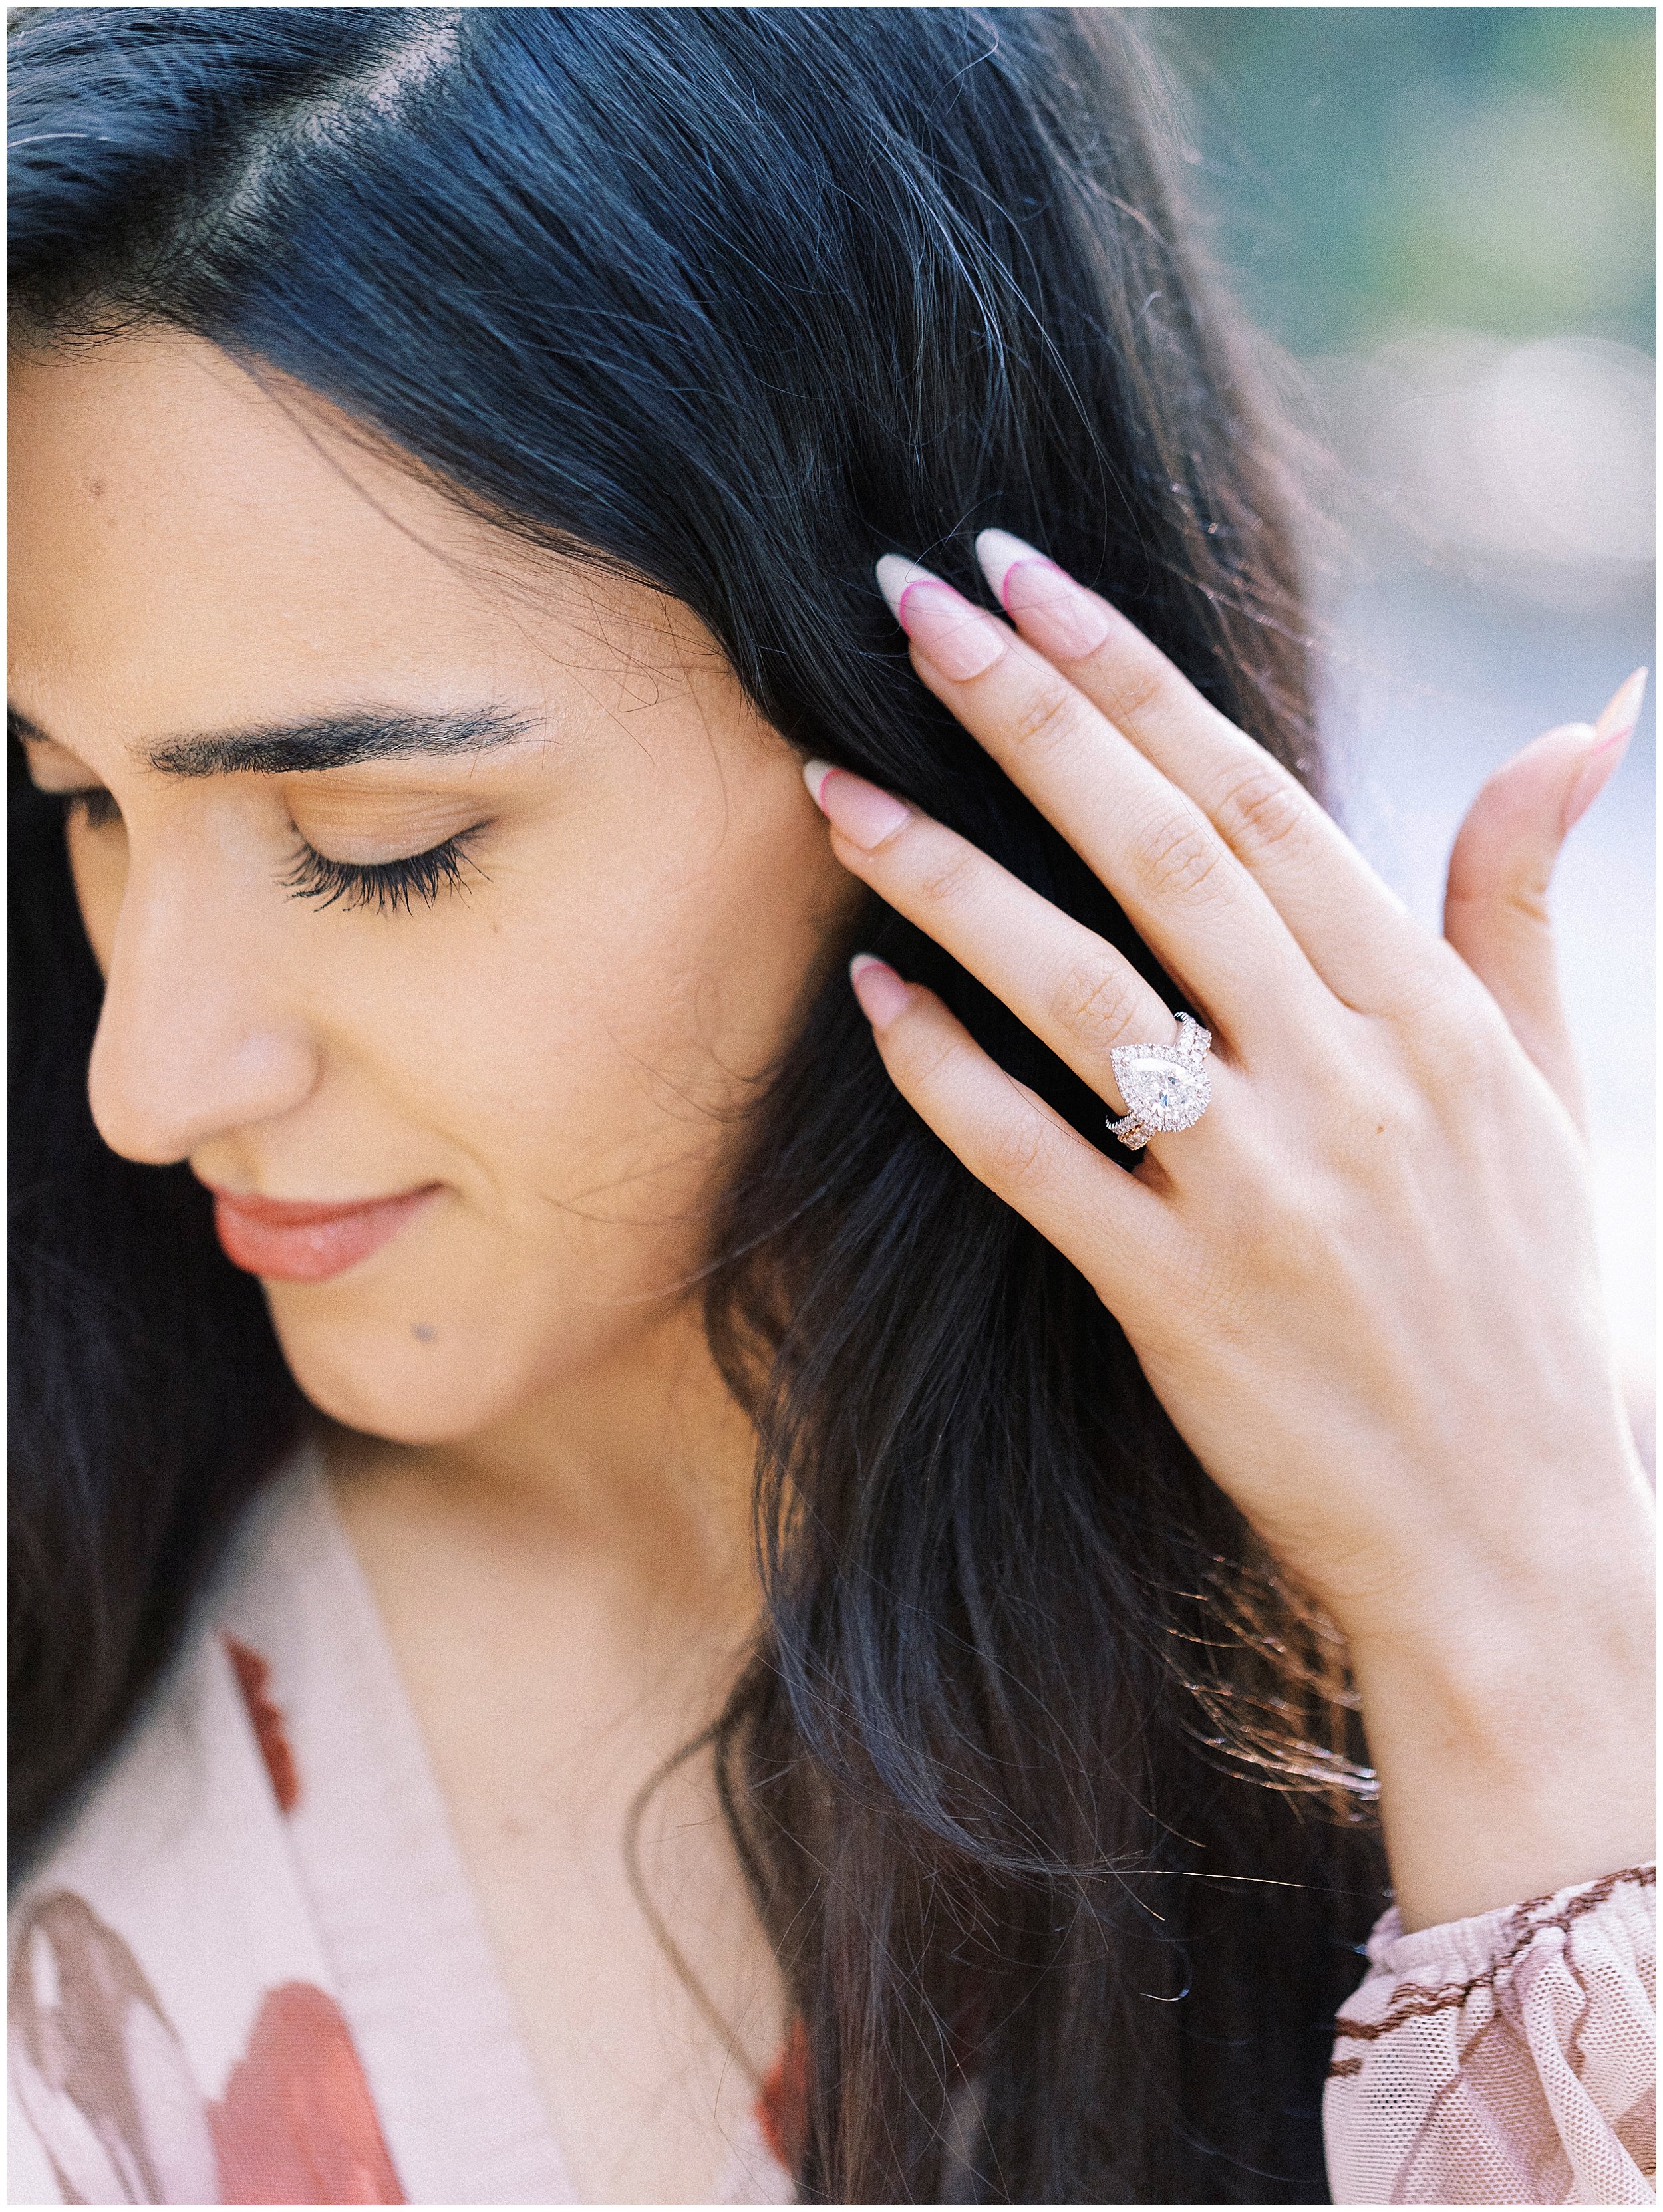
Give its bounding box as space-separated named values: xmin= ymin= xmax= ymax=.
xmin=1106 ymin=1012 xmax=1213 ymax=1151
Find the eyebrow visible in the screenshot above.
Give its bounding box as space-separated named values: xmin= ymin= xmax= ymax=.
xmin=7 ymin=705 xmax=532 ymax=777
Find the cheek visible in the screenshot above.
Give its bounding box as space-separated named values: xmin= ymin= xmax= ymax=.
xmin=347 ymin=793 xmax=845 ymax=1218
xmin=262 ymin=783 xmax=850 ymax=1441
xmin=541 ymin=796 xmax=853 ymax=1123
xmin=259 ymin=899 xmax=772 ymax=1443
xmin=416 ymin=888 xmax=772 ymax=1202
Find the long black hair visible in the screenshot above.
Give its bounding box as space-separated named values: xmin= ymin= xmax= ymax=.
xmin=10 ymin=9 xmax=1386 ymax=2199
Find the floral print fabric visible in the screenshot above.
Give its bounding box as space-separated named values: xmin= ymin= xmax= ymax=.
xmin=10 ymin=1897 xmax=401 ymax=2205
xmin=7 ymin=1454 xmax=1654 ymax=2205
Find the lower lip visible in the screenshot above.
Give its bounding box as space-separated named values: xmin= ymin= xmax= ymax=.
xmin=212 ymin=1186 xmax=442 ymax=1283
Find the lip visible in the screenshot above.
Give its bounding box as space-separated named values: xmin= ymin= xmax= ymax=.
xmin=208 ymin=1183 xmax=443 ymax=1283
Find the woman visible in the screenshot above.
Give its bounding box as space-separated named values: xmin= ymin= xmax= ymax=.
xmin=8 ymin=8 xmax=1654 ymax=2204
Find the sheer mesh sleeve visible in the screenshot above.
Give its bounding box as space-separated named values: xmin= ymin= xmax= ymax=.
xmin=1323 ymin=1864 xmax=1655 ymax=2203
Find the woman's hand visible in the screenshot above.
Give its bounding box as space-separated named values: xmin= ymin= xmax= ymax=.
xmin=806 ymin=533 xmax=1654 ymax=1929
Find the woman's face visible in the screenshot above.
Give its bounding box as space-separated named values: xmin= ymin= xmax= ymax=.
xmin=9 ymin=334 xmax=856 ymax=1444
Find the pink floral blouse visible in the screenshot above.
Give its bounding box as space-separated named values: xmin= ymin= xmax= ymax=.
xmin=7 ymin=1451 xmax=1654 ymax=2205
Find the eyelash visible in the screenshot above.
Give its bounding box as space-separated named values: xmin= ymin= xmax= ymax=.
xmin=53 ymin=788 xmax=486 ymax=917
xmin=61 ymin=787 xmax=122 ymax=831
xmin=279 ymin=830 xmax=487 ymax=915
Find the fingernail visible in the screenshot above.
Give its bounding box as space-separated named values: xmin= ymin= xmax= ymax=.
xmin=875 ymin=554 xmax=937 ymax=622
xmin=1594 ymin=666 xmax=1648 ymax=747
xmin=1561 ymin=690 xmax=1643 ymax=836
xmin=1561 ymin=728 xmax=1632 ymax=835
xmin=802 ymin=758 xmax=910 ymax=851
xmin=975 ymin=529 xmax=1115 ymax=662
xmin=849 ymin=952 xmax=911 ymax=1032
xmin=973 ymin=528 xmax=1046 ymax=605
xmin=875 ymin=555 xmax=1007 ymax=682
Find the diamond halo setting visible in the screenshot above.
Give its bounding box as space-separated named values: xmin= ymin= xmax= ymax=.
xmin=1106 ymin=1012 xmax=1213 ymax=1151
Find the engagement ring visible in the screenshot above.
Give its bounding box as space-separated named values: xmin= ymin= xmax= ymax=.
xmin=1106 ymin=1013 xmax=1213 ymax=1150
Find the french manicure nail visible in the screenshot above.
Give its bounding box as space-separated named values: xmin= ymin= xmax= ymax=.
xmin=975 ymin=528 xmax=1114 ymax=661
xmin=1561 ymin=728 xmax=1632 ymax=835
xmin=874 ymin=555 xmax=1007 ymax=681
xmin=802 ymin=758 xmax=911 ymax=850
xmin=1562 ymin=732 xmax=1634 ymax=835
xmin=974 ymin=528 xmax=1047 ymax=605
xmin=1562 ymin=668 xmax=1647 ymax=834
xmin=849 ymin=952 xmax=911 ymax=1032
xmin=1594 ymin=666 xmax=1648 ymax=747
xmin=875 ymin=554 xmax=937 ymax=623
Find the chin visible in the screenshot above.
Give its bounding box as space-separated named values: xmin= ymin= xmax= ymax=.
xmin=261 ymin=1292 xmax=531 ymax=1447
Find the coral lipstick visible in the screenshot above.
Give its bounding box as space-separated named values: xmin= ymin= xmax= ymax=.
xmin=210 ymin=1185 xmax=442 ymax=1282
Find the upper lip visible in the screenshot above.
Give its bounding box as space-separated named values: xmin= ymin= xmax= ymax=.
xmin=204 ymin=1183 xmax=440 ymax=1226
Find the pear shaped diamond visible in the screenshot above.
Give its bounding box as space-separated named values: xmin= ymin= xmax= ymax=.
xmin=1107 ymin=1014 xmax=1212 ymax=1149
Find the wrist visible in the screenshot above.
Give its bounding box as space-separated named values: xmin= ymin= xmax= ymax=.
xmin=1347 ymin=1530 xmax=1654 ymax=1930
xmin=1352 ymin=1576 xmax=1652 ymax=1772
xmin=1337 ymin=1465 xmax=1654 ymax=1678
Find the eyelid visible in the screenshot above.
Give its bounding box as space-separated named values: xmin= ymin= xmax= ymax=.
xmin=17 ymin=734 xmax=98 ymax=790
xmin=27 ymin=763 xmax=105 ymax=795
xmin=282 ymin=786 xmax=497 ymax=863
xmin=287 ymin=807 xmax=494 ymax=869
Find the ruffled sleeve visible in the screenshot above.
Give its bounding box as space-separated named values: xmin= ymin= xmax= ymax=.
xmin=1323 ymin=1864 xmax=1656 ymax=2204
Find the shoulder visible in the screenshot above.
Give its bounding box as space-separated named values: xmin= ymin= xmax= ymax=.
xmin=6 ymin=1452 xmax=389 ymax=2207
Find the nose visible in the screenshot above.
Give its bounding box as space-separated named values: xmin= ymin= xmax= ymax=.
xmin=86 ymin=853 xmax=322 ymax=1167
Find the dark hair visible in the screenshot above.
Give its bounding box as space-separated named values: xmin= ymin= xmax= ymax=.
xmin=10 ymin=8 xmax=1386 ymax=2199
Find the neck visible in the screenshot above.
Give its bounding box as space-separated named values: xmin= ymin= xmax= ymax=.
xmin=317 ymin=1298 xmax=762 ymax=1631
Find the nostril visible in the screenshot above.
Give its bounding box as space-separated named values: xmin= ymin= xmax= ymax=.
xmin=86 ymin=1003 xmax=323 ymax=1170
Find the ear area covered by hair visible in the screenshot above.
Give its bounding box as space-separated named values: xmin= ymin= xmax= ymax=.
xmin=9 ymin=9 xmax=1380 ymax=2203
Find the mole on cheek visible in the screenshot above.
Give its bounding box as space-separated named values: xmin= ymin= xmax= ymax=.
xmin=412 ymin=1323 xmax=437 ymax=1343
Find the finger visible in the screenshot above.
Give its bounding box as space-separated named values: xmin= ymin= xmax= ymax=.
xmin=803 ymin=760 xmax=1196 ymax=1125
xmin=1443 ymin=725 xmax=1591 ymax=1135
xmin=1443 ymin=671 xmax=1644 ymax=1135
xmin=844 ymin=953 xmax=1168 ymax=1303
xmin=972 ymin=529 xmax=1428 ymax=1016
xmin=876 ymin=557 xmax=1330 ymax=1051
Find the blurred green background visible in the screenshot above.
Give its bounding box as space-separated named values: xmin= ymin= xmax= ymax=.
xmin=1149 ymin=7 xmax=1652 ymax=356
xmin=1139 ymin=7 xmax=1656 ymax=1457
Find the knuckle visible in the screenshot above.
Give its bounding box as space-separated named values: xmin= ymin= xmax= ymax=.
xmin=1487 ymin=877 xmax=1553 ymax=934
xmin=899 ymin=1024 xmax=968 ymax=1093
xmin=1395 ymin=950 xmax=1503 ymax=1057
xmin=1334 ymin=988 xmax=1513 ymax=1157
xmin=1159 ymin=1219 xmax=1259 ymax=1345
xmin=1444 ymin=838 xmax=1554 ymax=932
xmin=1094 ymin=655 xmax=1167 ymax=729
xmin=1128 ymin=808 xmax=1228 ymax=905
xmin=1370 ymin=939 xmax=1470 ymax=1026
xmin=983 ymin=1103 xmax=1055 ymax=1192
xmin=912 ymin=837 xmax=979 ymax=914
xmin=1004 ymin=679 xmax=1087 ymax=760
xmin=1214 ymin=761 xmax=1311 ymax=863
xmin=1422 ymin=996 xmax=1511 ymax=1098
xmin=1052 ymin=956 xmax=1140 ymax=1059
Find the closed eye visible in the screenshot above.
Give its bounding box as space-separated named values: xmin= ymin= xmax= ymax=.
xmin=53 ymin=785 xmax=123 ymax=831
xmin=279 ymin=827 xmax=489 ymax=915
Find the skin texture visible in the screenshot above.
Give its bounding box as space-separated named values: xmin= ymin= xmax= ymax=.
xmin=9 ymin=335 xmax=1653 ymax=2190
xmin=9 ymin=332 xmax=854 ymax=2203
xmin=817 ymin=543 xmax=1654 ymax=1931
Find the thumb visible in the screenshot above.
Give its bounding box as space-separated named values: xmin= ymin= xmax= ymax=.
xmin=1443 ymin=667 xmax=1646 ymax=1137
